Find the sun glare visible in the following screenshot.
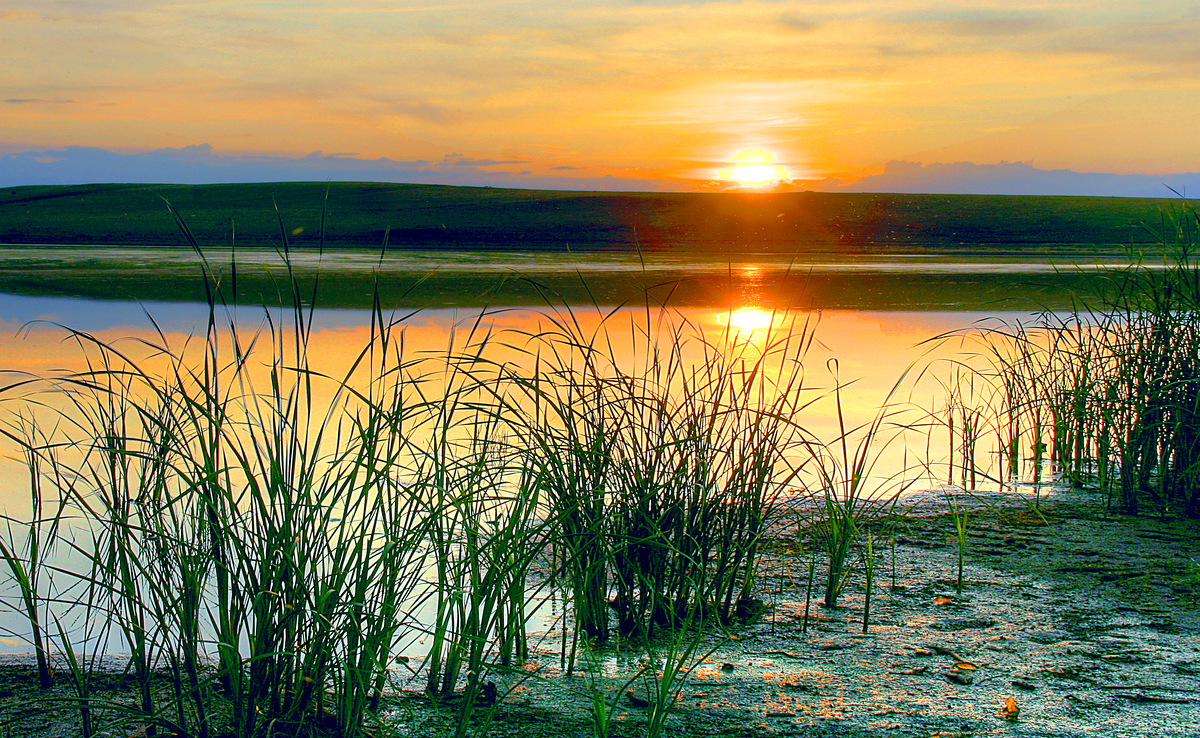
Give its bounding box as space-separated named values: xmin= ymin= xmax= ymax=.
xmin=730 ymin=164 xmax=777 ymax=184
xmin=721 ymin=307 xmax=775 ymax=332
xmin=719 ymin=149 xmax=789 ymax=187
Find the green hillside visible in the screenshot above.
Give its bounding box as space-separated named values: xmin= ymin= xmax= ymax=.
xmin=0 ymin=181 xmax=1180 ymax=253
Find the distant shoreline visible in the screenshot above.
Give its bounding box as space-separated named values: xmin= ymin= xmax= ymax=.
xmin=0 ymin=182 xmax=1175 ymax=254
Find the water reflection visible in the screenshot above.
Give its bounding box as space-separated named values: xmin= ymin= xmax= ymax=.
xmin=0 ymin=247 xmax=1141 ymax=311
xmin=0 ymin=281 xmax=1065 ymax=659
xmin=0 ymin=292 xmax=1036 ymax=522
xmin=721 ymin=307 xmax=774 ymax=333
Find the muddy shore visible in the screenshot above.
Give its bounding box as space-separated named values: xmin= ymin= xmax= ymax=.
xmin=1 ymin=494 xmax=1197 ymax=737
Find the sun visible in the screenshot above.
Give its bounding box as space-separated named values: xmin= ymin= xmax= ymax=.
xmin=729 ymin=164 xmax=778 ymax=185
xmin=719 ymin=149 xmax=789 ymax=186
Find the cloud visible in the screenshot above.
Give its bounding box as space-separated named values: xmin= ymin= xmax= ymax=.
xmin=0 ymin=145 xmax=655 ymax=191
xmin=897 ymin=8 xmax=1056 ymax=37
xmin=381 ymin=99 xmax=462 ymax=126
xmin=775 ymin=14 xmax=819 ymax=34
xmin=811 ymin=160 xmax=1200 ymax=198
xmin=438 ymin=153 xmax=532 ymax=167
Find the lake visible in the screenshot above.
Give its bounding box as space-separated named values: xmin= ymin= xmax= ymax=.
xmin=0 ymin=245 xmax=1131 ymax=497
xmin=0 ymin=246 xmax=1127 ymax=657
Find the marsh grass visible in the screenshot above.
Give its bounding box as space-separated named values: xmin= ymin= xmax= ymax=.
xmin=861 ymin=530 xmax=875 ymax=633
xmin=803 ymin=360 xmax=922 ymax=609
xmin=0 ymin=208 xmax=847 ymax=737
xmin=0 ymin=416 xmax=64 ymax=691
xmin=4 ymin=196 xmax=1196 ymax=738
xmin=930 ymin=200 xmax=1200 ymax=521
xmin=498 ymin=288 xmax=821 ymax=648
xmin=0 ymin=203 xmax=470 ymax=736
xmin=945 ymin=493 xmax=969 ymax=594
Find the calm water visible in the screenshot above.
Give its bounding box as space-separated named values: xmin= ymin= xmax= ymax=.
xmin=0 ymin=245 xmax=1138 ymax=310
xmin=0 ymin=246 xmax=1118 ymax=496
xmin=0 ymin=247 xmax=1108 ymax=653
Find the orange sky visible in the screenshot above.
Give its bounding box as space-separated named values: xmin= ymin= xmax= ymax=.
xmin=3 ymin=1 xmax=1199 ymax=190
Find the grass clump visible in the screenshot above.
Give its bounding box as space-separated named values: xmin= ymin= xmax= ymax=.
xmin=934 ymin=200 xmax=1200 ymax=519
xmin=0 ymin=217 xmax=837 ymax=737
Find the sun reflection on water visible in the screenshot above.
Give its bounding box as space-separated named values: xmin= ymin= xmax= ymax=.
xmin=720 ymin=306 xmax=775 ymax=332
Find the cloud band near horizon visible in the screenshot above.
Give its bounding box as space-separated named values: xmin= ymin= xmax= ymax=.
xmin=3 ymin=145 xmax=1199 ymax=198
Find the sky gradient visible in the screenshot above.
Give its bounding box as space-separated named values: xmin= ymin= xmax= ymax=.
xmin=4 ymin=1 xmax=1199 ymax=192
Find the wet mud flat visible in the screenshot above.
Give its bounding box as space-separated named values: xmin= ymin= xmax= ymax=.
xmin=0 ymin=498 xmax=1197 ymax=737
xmin=404 ymin=498 xmax=1200 ymax=737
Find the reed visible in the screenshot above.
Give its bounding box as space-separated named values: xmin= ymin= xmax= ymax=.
xmin=22 ymin=196 xmax=1200 ymax=738
xmin=0 ymin=415 xmax=64 ymax=691
xmin=499 ymin=290 xmax=817 ymax=648
xmin=950 ymin=200 xmax=1200 ymax=517
xmin=861 ymin=530 xmax=875 ymax=634
xmin=640 ymin=611 xmax=724 ymax=738
xmin=945 ymin=493 xmax=969 ymax=594
xmin=0 ymin=256 xmax=838 ymax=737
xmin=0 ymin=206 xmax=467 ymax=736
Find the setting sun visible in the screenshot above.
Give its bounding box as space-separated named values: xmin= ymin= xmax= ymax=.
xmin=732 ymin=164 xmax=777 ymax=184
xmin=719 ymin=150 xmax=789 ymax=186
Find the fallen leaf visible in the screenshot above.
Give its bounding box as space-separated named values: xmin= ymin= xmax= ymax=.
xmin=933 ymin=596 xmax=953 ymax=606
xmin=998 ymin=696 xmax=1020 ymax=720
xmin=952 ymin=661 xmax=978 ymax=671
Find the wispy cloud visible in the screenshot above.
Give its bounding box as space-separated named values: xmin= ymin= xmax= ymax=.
xmin=896 ymin=8 xmax=1057 ymax=37
xmin=775 ymin=14 xmax=820 ymax=34
xmin=439 ymin=153 xmax=532 ymax=167
xmin=2 ymin=1 xmax=1199 ymax=188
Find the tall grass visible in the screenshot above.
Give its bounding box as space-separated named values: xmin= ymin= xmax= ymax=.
xmin=6 ymin=198 xmax=1193 ymax=738
xmin=500 ymin=293 xmax=820 ymax=651
xmin=941 ymin=200 xmax=1200 ymax=518
xmin=803 ymin=360 xmax=920 ymax=608
xmin=0 ymin=415 xmax=64 ymax=691
xmin=0 ymin=221 xmax=844 ymax=736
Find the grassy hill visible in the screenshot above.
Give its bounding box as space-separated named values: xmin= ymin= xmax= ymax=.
xmin=0 ymin=182 xmax=1181 ymax=253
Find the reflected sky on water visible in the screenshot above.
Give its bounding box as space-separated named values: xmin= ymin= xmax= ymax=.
xmin=0 ymin=250 xmax=1080 ymax=654
xmin=0 ymin=247 xmax=1091 ymax=526
xmin=0 ymin=246 xmax=1145 ymax=311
